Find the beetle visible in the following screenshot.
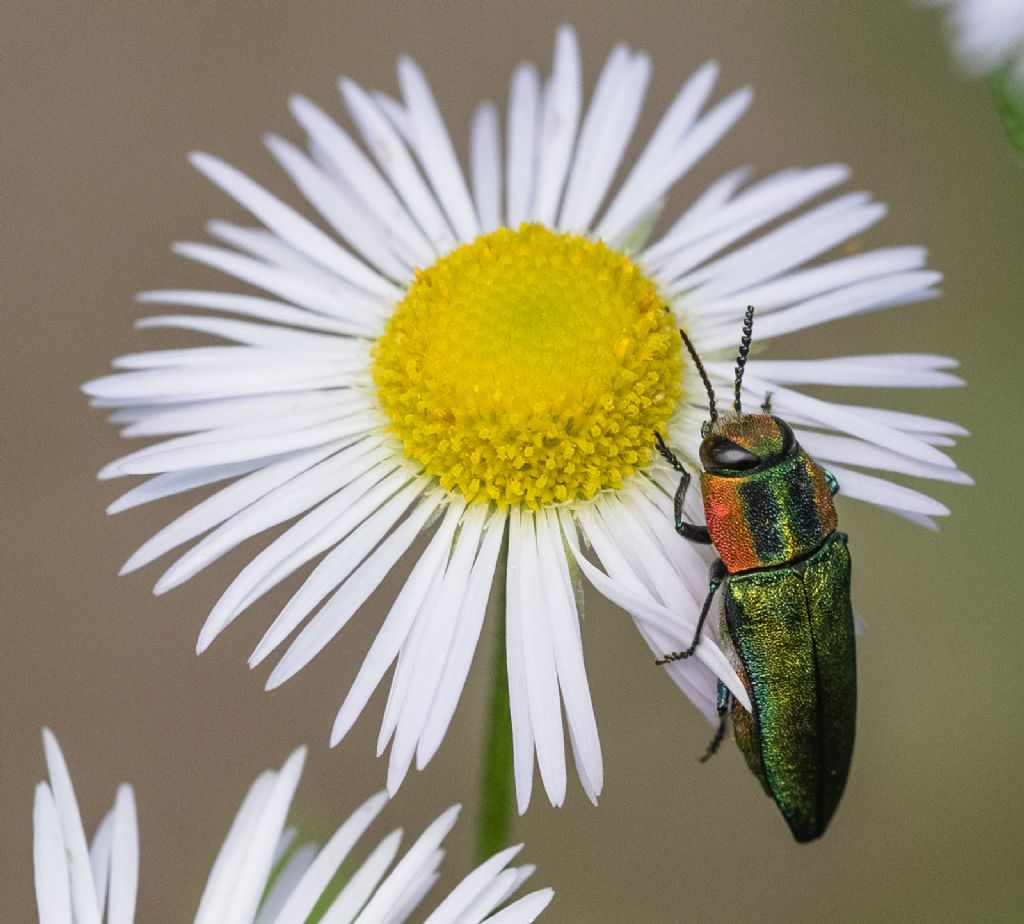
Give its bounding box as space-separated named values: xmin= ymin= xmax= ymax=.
xmin=654 ymin=305 xmax=855 ymax=843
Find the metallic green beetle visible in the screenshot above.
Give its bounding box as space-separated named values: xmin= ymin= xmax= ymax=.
xmin=655 ymin=306 xmax=856 ymax=843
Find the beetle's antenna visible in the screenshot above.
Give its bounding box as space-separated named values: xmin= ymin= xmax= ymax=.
xmin=734 ymin=305 xmax=755 ymax=414
xmin=680 ymin=329 xmax=717 ymax=422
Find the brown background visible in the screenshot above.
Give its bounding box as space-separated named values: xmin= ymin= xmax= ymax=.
xmin=4 ymin=1 xmax=1023 ymax=921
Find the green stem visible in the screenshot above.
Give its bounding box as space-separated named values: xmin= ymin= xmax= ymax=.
xmin=477 ymin=526 xmax=514 ymax=862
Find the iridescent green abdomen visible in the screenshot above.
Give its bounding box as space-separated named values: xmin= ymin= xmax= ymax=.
xmin=722 ymin=532 xmax=856 ymax=842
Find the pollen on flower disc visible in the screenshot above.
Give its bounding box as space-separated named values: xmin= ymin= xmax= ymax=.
xmin=372 ymin=223 xmax=683 ymax=508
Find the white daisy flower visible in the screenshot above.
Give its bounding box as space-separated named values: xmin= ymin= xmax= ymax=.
xmin=927 ymin=0 xmax=1024 ymax=88
xmin=85 ymin=27 xmax=969 ymax=811
xmin=33 ymin=728 xmax=552 ymax=923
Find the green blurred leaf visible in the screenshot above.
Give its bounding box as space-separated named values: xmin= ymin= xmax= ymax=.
xmin=987 ymin=69 xmax=1024 ymax=162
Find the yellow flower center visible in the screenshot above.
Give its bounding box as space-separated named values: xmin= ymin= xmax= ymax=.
xmin=371 ymin=223 xmax=682 ymax=508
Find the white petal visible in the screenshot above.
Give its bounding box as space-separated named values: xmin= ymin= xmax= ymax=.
xmin=155 ymin=442 xmax=392 ymax=594
xmin=330 ymin=501 xmax=464 ymax=746
xmin=645 ymin=165 xmax=750 ymax=254
xmin=596 ymin=496 xmax=699 ymax=611
xmin=208 ymin=479 xmax=430 ymax=656
xmin=536 ymin=509 xmax=603 ymax=802
xmin=106 ymin=459 xmax=266 ymax=514
xmin=86 ymin=362 xmax=363 ymax=411
xmin=112 ymin=344 xmax=354 ymax=370
xmin=134 ymin=314 xmax=353 ymax=351
xmin=190 ymin=152 xmax=398 ymax=298
xmin=254 ymin=842 xmax=319 ymax=924
xmin=110 ymin=409 xmax=377 ymax=478
xmin=265 ymin=133 xmax=413 ymax=282
xmin=698 ymin=273 xmax=943 ymax=347
xmin=318 ymin=830 xmax=404 ymax=924
xmin=481 ymin=889 xmax=555 ymax=924
xmin=206 ymin=221 xmax=375 ymax=297
xmin=33 ymin=783 xmax=73 ymax=924
xmin=289 ymin=95 xmax=435 ymax=267
xmin=107 ymin=785 xmax=139 ymax=924
xmin=596 ymin=59 xmax=720 ymax=241
xmin=505 ymin=509 xmax=535 ymax=814
xmin=530 ymin=26 xmax=581 ymax=226
xmin=665 ymin=165 xmax=850 ymax=260
xmin=470 ymin=102 xmax=502 ymax=233
xmin=173 ymin=241 xmax=385 ymax=328
xmin=120 ymin=442 xmax=345 ymax=574
xmin=675 ymin=193 xmax=886 ymax=297
xmin=823 ymin=464 xmax=951 ymax=517
xmin=559 ymin=47 xmax=650 ymax=232
xmin=798 ymin=430 xmax=972 ymax=485
xmin=270 ymin=791 xmax=389 ymax=924
xmin=256 ymin=478 xmax=427 ymax=679
xmin=88 ymin=808 xmax=113 ymax=916
xmin=649 ymin=166 xmax=852 ymax=281
xmin=387 ymin=506 xmax=489 ymax=794
xmin=416 ymin=511 xmax=507 ymax=769
xmin=735 ymin=372 xmax=958 ymax=469
xmin=737 ymin=353 xmax=961 ymax=389
xmin=193 ymin=771 xmax=276 ymax=923
xmin=448 ymin=868 xmax=520 ymax=924
xmin=514 ymin=510 xmax=566 ymax=807
xmin=387 ymin=855 xmax=444 ymax=924
xmin=505 ymin=63 xmax=541 ymax=228
xmin=195 ymin=747 xmax=306 ymax=924
xmin=41 ymin=729 xmax=102 ymax=924
xmin=341 ymin=78 xmax=456 ymax=255
xmin=688 ymin=246 xmax=928 ymax=318
xmin=630 ymin=477 xmax=710 ymax=593
xmin=564 ymin=510 xmax=748 ymax=710
xmin=351 ymin=806 xmax=460 ymax=924
xmin=376 ymin=549 xmax=449 ymax=759
xmin=599 ymin=85 xmax=753 ymax=244
xmin=118 ymin=391 xmax=352 ymax=438
xmin=136 ymin=289 xmax=356 ymax=333
xmin=420 ymin=845 xmax=524 ymax=924
xmin=397 ymin=56 xmax=480 ymax=242
xmin=835 ymin=404 xmax=968 ymax=437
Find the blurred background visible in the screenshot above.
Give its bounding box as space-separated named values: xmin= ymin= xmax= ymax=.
xmin=3 ymin=1 xmax=1023 ymax=920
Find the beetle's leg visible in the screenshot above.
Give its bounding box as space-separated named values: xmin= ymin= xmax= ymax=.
xmin=761 ymin=390 xmax=774 ymax=415
xmin=823 ymin=468 xmax=840 ymax=496
xmin=656 ymin=560 xmax=726 ymax=664
xmin=699 ymin=681 xmax=732 ymax=763
xmin=653 ymin=432 xmax=712 ymax=544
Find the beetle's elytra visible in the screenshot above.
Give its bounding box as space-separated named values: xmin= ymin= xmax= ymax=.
xmin=656 ymin=305 xmax=856 ymax=843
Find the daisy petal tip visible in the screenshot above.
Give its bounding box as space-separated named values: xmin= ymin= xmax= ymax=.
xmin=106 ymin=494 xmax=137 ymax=516
xmin=264 ymin=664 xmax=289 ymax=692
xmin=41 ymin=725 xmax=58 ymax=753
xmin=385 ymin=769 xmax=405 ymax=798
xmin=246 ymin=642 xmax=270 ymax=669
xmin=263 ymin=132 xmax=289 ymax=157
xmin=151 ymin=576 xmax=174 ymax=596
xmin=187 ymin=150 xmax=219 ymax=175
xmin=284 ymin=744 xmax=308 ymax=772
xmin=555 ymin=22 xmax=577 ymax=44
xmin=195 ymin=627 xmax=217 ymax=656
xmin=117 ymin=558 xmax=141 ymax=577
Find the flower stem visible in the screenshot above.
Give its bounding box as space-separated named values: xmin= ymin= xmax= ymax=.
xmin=478 ymin=526 xmax=514 ymax=862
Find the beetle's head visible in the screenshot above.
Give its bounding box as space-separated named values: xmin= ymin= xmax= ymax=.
xmin=680 ymin=305 xmax=780 ymax=456
xmin=700 ymin=413 xmax=796 ymax=475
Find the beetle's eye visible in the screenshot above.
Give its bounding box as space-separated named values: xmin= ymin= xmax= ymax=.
xmin=701 ymin=436 xmax=761 ymax=472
